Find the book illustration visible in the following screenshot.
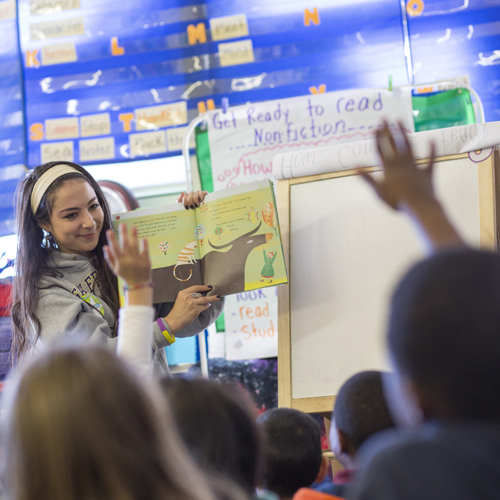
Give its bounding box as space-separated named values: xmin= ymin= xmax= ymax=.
xmin=246 ymin=206 xmax=260 ymax=223
xmin=159 ymin=241 xmax=170 ymax=255
xmin=195 ymin=224 xmax=206 ymax=246
xmin=173 ymin=241 xmax=198 ymax=282
xmin=214 ymin=224 xmax=224 ymax=240
xmin=199 ymin=202 xmax=208 ymax=216
xmin=204 ymin=222 xmax=273 ymax=296
xmin=262 ymin=201 xmax=278 ymax=236
xmin=259 ymin=250 xmax=277 ymax=283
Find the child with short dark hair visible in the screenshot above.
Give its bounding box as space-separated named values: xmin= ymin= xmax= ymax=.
xmin=326 ymin=371 xmax=395 ymax=497
xmin=159 ymin=378 xmax=261 ymax=498
xmin=256 ymin=408 xmax=331 ymax=500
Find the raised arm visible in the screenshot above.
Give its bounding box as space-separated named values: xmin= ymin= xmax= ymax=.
xmin=104 ymin=225 xmax=154 ymax=376
xmin=359 ymin=121 xmax=465 ymax=253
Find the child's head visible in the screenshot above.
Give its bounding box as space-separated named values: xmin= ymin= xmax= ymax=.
xmin=256 ymin=408 xmax=328 ymax=500
xmin=11 ymin=162 xmax=118 ymax=358
xmin=159 ymin=378 xmax=260 ymax=496
xmin=329 ymin=371 xmax=395 ymax=468
xmin=2 ymin=344 xmax=213 ymax=500
xmin=386 ymin=249 xmax=500 ymax=425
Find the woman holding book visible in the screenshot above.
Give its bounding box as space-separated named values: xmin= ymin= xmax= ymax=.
xmin=11 ymin=161 xmax=223 ymax=376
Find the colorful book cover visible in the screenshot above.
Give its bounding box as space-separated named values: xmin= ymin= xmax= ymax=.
xmin=113 ymin=180 xmax=287 ymax=303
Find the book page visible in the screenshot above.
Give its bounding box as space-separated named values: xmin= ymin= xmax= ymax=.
xmin=113 ymin=204 xmax=201 ymax=303
xmin=196 ymin=180 xmax=287 ymax=296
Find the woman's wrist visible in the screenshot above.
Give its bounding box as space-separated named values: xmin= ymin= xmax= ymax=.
xmin=164 ymin=313 xmax=180 ymax=335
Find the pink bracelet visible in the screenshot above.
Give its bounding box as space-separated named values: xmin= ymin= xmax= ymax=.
xmin=123 ymin=282 xmax=155 ymax=291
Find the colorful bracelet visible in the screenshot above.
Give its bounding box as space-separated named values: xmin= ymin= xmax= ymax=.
xmin=156 ymin=318 xmax=176 ymax=345
xmin=123 ymin=282 xmax=155 ymax=292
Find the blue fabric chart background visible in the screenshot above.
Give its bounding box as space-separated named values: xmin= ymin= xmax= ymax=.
xmin=0 ymin=0 xmax=500 ymax=236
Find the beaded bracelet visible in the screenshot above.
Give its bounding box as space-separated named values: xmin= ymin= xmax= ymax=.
xmin=123 ymin=282 xmax=155 ymax=291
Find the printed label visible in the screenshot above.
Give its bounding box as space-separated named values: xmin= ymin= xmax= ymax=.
xmin=166 ymin=126 xmax=195 ymax=151
xmin=30 ymin=16 xmax=84 ymax=40
xmin=79 ymin=137 xmax=115 ymax=162
xmin=30 ymin=0 xmax=80 ymax=15
xmin=41 ymin=141 xmax=74 ymax=163
xmin=218 ymin=39 xmax=254 ymax=67
xmin=41 ymin=42 xmax=77 ymax=65
xmin=0 ymin=0 xmax=16 ymax=21
xmin=45 ymin=117 xmax=79 ymax=140
xmin=129 ymin=131 xmax=167 ymax=158
xmin=135 ymin=102 xmax=188 ymax=131
xmin=80 ymin=113 xmax=111 ymax=137
xmin=209 ymin=14 xmax=248 ymax=41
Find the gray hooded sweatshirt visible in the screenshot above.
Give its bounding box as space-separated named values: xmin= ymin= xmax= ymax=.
xmin=33 ymin=251 xmax=224 ymax=376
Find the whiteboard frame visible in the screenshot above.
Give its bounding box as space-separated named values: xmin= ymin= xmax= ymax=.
xmin=276 ymin=152 xmax=497 ymax=413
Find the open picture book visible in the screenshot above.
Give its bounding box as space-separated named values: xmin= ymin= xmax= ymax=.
xmin=113 ymin=180 xmax=288 ymax=303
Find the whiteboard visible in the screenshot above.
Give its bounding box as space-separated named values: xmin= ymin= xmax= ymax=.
xmin=277 ymin=153 xmax=496 ymax=411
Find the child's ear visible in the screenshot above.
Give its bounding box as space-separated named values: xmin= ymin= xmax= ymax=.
xmin=314 ymin=454 xmax=330 ymax=483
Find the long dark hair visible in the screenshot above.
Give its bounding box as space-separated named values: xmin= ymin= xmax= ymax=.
xmin=11 ymin=162 xmax=119 ymax=361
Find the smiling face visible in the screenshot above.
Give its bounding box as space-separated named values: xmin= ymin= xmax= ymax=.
xmin=40 ymin=179 xmax=104 ymax=258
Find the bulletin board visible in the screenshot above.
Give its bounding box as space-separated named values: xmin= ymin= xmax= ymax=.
xmin=276 ymin=150 xmax=497 ymax=413
xmin=16 ymin=0 xmax=408 ymax=167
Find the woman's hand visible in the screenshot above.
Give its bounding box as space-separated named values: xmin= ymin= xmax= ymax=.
xmin=177 ymin=190 xmax=209 ymax=209
xmin=165 ymin=285 xmax=221 ymax=335
xmin=358 ymin=121 xmax=437 ymax=211
xmin=103 ymin=224 xmax=151 ymax=287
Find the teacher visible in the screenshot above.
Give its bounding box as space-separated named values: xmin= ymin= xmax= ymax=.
xmin=11 ymin=161 xmax=223 ymax=376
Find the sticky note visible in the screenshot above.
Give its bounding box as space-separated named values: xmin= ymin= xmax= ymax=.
xmin=41 ymin=141 xmax=74 ymax=163
xmin=218 ymin=39 xmax=254 ymax=67
xmin=30 ymin=0 xmax=80 ymax=16
xmin=79 ymin=137 xmax=115 ymax=162
xmin=30 ymin=17 xmax=84 ymax=41
xmin=134 ymin=102 xmax=188 ymax=131
xmin=41 ymin=42 xmax=77 ymax=65
xmin=129 ymin=131 xmax=167 ymax=158
xmin=0 ymin=0 xmax=16 ymax=21
xmin=166 ymin=126 xmax=196 ymax=151
xmin=210 ymin=14 xmax=249 ymax=41
xmin=45 ymin=117 xmax=79 ymax=140
xmin=80 ymin=113 xmax=111 ymax=137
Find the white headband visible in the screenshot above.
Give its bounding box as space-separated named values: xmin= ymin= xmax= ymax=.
xmin=31 ymin=165 xmax=81 ymax=214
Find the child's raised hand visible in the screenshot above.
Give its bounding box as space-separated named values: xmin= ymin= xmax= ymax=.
xmin=177 ymin=190 xmax=209 ymax=209
xmin=358 ymin=121 xmax=437 ymax=211
xmin=103 ymin=224 xmax=151 ymax=287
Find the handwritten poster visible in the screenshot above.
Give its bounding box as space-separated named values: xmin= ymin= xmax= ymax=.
xmin=273 ymin=122 xmax=500 ymax=180
xmin=207 ymin=87 xmax=413 ymax=358
xmin=225 ymin=288 xmax=278 ymax=360
xmin=207 ymin=88 xmax=414 ymax=191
